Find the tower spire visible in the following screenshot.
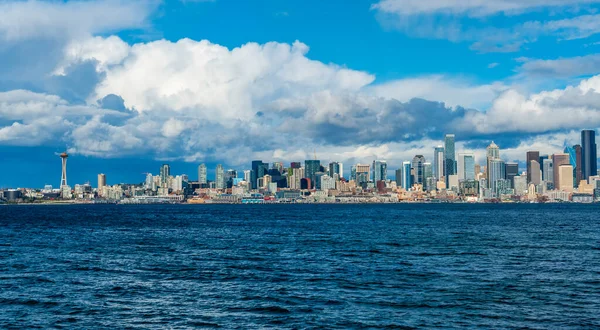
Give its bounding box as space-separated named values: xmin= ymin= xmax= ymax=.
xmin=60 ymin=152 xmax=68 ymax=188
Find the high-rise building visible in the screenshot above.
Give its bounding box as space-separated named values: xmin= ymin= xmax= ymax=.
xmin=486 ymin=141 xmax=500 ymax=187
xmin=575 ymin=145 xmax=583 ymax=186
xmin=272 ymin=162 xmax=284 ymax=175
xmin=530 ymin=160 xmax=541 ymax=186
xmin=539 ymin=155 xmax=549 ymax=178
xmin=372 ymin=160 xmax=388 ymax=182
xmin=444 ymin=135 xmax=456 ymax=185
xmin=543 ymin=158 xmax=553 ymax=184
xmin=433 ymin=146 xmax=445 ymax=180
xmin=505 ymin=163 xmax=519 ymax=187
xmin=226 ymin=169 xmax=237 ymax=188
xmin=552 ymin=153 xmax=570 ymax=190
xmin=355 ymin=164 xmax=370 ymax=186
xmin=395 ymin=168 xmax=402 ymax=187
xmin=145 ymin=173 xmax=153 ymax=190
xmin=159 ymin=164 xmax=170 ymax=185
xmin=215 ymin=164 xmax=225 ymax=189
xmin=243 ymin=170 xmax=252 ymax=183
xmin=582 ymin=130 xmax=598 ymax=181
xmin=513 ymin=175 xmax=528 ymax=196
xmin=402 ymin=161 xmax=412 ymax=190
xmin=329 ymin=162 xmax=343 ymax=180
xmin=457 ymin=153 xmax=475 ymax=181
xmin=251 ymin=160 xmax=267 ymax=190
xmin=411 ymin=155 xmax=426 ymax=185
xmin=290 ymin=162 xmax=302 ymax=169
xmin=97 ymin=173 xmax=106 ymax=190
xmin=526 ymin=151 xmax=540 ymax=184
xmin=198 ymin=164 xmax=207 ymax=184
xmin=558 ymin=165 xmax=574 ymax=192
xmin=488 ymin=158 xmax=506 ymax=195
xmin=423 ymin=162 xmax=433 ymax=190
xmin=304 ymin=160 xmax=321 ymax=189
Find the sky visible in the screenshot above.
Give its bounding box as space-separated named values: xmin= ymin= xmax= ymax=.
xmin=2 ymin=0 xmax=600 ymax=188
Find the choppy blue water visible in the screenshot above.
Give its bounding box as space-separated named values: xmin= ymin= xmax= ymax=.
xmin=1 ymin=204 xmax=600 ymax=328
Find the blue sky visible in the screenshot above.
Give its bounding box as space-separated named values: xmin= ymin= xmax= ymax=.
xmin=1 ymin=0 xmax=600 ymax=188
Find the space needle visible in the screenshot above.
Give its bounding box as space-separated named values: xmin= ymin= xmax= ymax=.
xmin=60 ymin=152 xmax=68 ymax=188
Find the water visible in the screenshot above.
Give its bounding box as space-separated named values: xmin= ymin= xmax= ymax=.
xmin=1 ymin=204 xmax=599 ymax=329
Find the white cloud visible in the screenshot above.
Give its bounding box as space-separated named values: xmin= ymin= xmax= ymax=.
xmin=0 ymin=0 xmax=155 ymax=41
xmin=369 ymin=75 xmax=507 ymax=109
xmin=87 ymin=38 xmax=375 ymax=123
xmin=516 ymin=54 xmax=600 ymax=78
xmin=373 ymin=0 xmax=600 ymax=52
xmin=372 ymin=0 xmax=600 ymax=17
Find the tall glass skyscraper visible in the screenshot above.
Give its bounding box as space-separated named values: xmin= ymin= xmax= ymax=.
xmin=444 ymin=135 xmax=456 ymax=185
xmin=411 ymin=155 xmax=426 ymax=184
xmin=457 ymin=153 xmax=475 ymax=181
xmin=433 ymin=146 xmax=444 ymax=180
xmin=372 ymin=160 xmax=387 ymax=182
xmin=251 ymin=160 xmax=267 ymax=190
xmin=582 ymin=130 xmax=598 ymax=180
xmin=198 ymin=163 xmax=207 ymax=184
xmin=304 ymin=160 xmax=321 ymax=189
xmin=328 ymin=162 xmax=343 ymax=180
xmin=159 ymin=164 xmax=170 ymax=185
xmin=215 ymin=164 xmax=225 ymax=189
xmin=402 ymin=161 xmax=412 ymax=190
xmin=488 ymin=159 xmax=506 ymax=196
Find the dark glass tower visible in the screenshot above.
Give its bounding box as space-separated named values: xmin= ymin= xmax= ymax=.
xmin=582 ymin=130 xmax=598 ymax=180
xmin=444 ymin=134 xmax=456 ymax=186
xmin=304 ymin=160 xmax=321 ymax=189
xmin=251 ymin=160 xmax=266 ymax=190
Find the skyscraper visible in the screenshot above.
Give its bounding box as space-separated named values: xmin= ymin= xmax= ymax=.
xmin=543 ymin=158 xmax=553 ymax=184
xmin=582 ymin=130 xmax=598 ymax=181
xmin=488 ymin=158 xmax=506 ymax=195
xmin=505 ymin=163 xmax=519 ymax=187
xmin=251 ymin=160 xmax=267 ymax=190
xmin=329 ymin=162 xmax=343 ymax=180
xmin=457 ymin=153 xmax=475 ymax=181
xmin=198 ymin=164 xmax=207 ymax=184
xmin=402 ymin=161 xmax=412 ymax=190
xmin=444 ymin=135 xmax=456 ymax=185
xmin=97 ymin=173 xmax=106 ymax=190
xmin=215 ymin=164 xmax=225 ymax=189
xmin=304 ymin=160 xmax=321 ymax=189
xmin=159 ymin=164 xmax=170 ymax=185
xmin=411 ymin=155 xmax=425 ymax=184
xmin=355 ymin=164 xmax=370 ymax=186
xmin=526 ymin=151 xmax=540 ymax=184
xmin=395 ymin=168 xmax=402 ymax=188
xmin=552 ymin=153 xmax=570 ymax=190
xmin=423 ymin=162 xmax=433 ymax=190
xmin=530 ymin=160 xmax=541 ymax=186
xmin=373 ymin=160 xmax=388 ymax=182
xmin=558 ymin=165 xmax=574 ymax=192
xmin=574 ymin=145 xmax=582 ymax=186
xmin=433 ymin=146 xmax=445 ymax=180
xmin=486 ymin=141 xmax=500 ymax=187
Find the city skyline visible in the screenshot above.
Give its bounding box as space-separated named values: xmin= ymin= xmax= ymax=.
xmin=3 ymin=1 xmax=600 ymax=188
xmin=5 ymin=130 xmax=600 ymax=193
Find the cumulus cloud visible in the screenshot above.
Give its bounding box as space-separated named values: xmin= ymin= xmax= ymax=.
xmin=1 ymin=32 xmax=599 ymax=168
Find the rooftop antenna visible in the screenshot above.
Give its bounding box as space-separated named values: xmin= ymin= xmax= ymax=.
xmin=314 ymin=149 xmax=317 ymax=160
